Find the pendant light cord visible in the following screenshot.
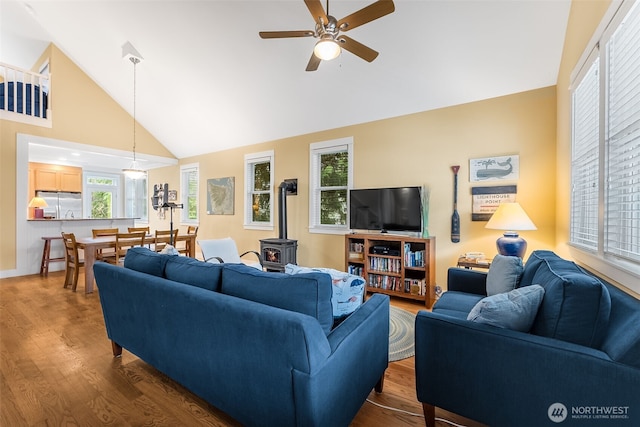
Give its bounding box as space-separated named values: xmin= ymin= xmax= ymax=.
xmin=130 ymin=56 xmax=140 ymax=163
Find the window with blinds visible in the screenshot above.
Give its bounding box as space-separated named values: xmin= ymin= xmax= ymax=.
xmin=570 ymin=0 xmax=640 ymax=266
xmin=244 ymin=151 xmax=274 ymax=229
xmin=180 ymin=164 xmax=198 ymax=223
xmin=605 ymin=2 xmax=640 ymax=262
xmin=309 ymin=137 xmax=353 ymax=234
xmin=571 ymin=57 xmax=600 ymax=250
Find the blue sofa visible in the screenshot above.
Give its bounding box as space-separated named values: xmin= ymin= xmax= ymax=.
xmin=94 ymin=248 xmax=389 ymax=427
xmin=415 ymin=250 xmax=640 ymax=427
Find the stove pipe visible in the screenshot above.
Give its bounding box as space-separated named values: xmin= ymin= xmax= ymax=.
xmin=278 ymin=181 xmax=290 ymax=239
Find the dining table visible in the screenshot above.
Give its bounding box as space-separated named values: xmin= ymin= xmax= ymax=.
xmin=75 ymin=233 xmax=197 ymax=294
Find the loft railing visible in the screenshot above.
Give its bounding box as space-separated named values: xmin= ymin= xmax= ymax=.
xmin=0 ymin=62 xmax=52 ymax=127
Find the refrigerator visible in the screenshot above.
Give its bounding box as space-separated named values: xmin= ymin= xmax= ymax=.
xmin=36 ymin=191 xmax=83 ymax=219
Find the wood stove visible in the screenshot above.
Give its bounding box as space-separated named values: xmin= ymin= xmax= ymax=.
xmin=260 ymin=180 xmax=298 ymax=272
xmin=260 ymin=238 xmax=297 ymax=272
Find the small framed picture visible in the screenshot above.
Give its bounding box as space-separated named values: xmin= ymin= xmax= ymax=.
xmin=168 ymin=190 xmax=177 ymax=202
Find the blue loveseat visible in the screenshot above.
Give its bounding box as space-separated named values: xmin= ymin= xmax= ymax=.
xmin=94 ymin=248 xmax=389 ymax=427
xmin=415 ymin=250 xmax=640 ymax=427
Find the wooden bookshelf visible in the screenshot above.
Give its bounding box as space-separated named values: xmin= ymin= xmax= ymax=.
xmin=345 ymin=233 xmax=436 ymax=308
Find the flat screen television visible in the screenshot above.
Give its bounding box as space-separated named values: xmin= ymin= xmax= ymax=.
xmin=349 ymin=186 xmax=422 ymax=233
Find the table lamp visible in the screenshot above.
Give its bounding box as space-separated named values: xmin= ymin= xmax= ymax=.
xmin=485 ymin=202 xmax=537 ymax=258
xmin=28 ymin=197 xmax=48 ymax=219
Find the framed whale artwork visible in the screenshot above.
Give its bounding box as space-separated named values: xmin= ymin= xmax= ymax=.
xmin=469 ymin=155 xmax=519 ymax=182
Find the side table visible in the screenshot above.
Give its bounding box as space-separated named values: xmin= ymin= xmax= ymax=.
xmin=457 ymin=257 xmax=492 ymax=270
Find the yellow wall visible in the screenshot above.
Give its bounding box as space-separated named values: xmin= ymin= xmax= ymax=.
xmin=176 ymin=86 xmax=558 ymax=289
xmin=0 ymin=44 xmax=175 ymax=271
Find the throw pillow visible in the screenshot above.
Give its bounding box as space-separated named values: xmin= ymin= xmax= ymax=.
xmin=160 ymin=244 xmax=179 ymax=255
xmin=486 ymin=254 xmax=524 ymax=296
xmin=285 ymin=264 xmax=365 ymax=318
xmin=467 ymin=285 xmax=545 ymax=332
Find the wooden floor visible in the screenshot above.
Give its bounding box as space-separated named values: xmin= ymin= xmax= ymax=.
xmin=1 ymin=271 xmax=486 ymax=427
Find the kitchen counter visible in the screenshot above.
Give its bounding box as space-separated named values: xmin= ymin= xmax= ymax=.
xmin=28 ymin=218 xmax=139 ymax=221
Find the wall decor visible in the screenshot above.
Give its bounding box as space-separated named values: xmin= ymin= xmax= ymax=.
xmin=151 ymin=183 xmax=169 ymax=219
xmin=469 ymin=155 xmax=519 ymax=182
xmin=207 ymin=177 xmax=235 ymax=215
xmin=168 ymin=190 xmax=177 ymax=202
xmin=471 ymin=185 xmax=517 ymax=221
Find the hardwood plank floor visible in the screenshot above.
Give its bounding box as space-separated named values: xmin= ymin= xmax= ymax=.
xmin=1 ymin=272 xmax=485 ymax=427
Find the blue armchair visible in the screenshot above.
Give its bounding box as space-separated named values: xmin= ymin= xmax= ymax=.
xmin=415 ymin=251 xmax=640 ymax=427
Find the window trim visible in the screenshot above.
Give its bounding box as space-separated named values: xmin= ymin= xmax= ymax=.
xmin=308 ymin=137 xmax=354 ymax=235
xmin=180 ymin=163 xmax=199 ymax=224
xmin=244 ymin=150 xmax=274 ymax=231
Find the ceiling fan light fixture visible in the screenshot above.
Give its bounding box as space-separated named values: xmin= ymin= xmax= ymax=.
xmin=314 ymin=37 xmax=341 ymax=60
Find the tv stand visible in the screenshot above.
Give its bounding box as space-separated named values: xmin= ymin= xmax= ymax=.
xmin=345 ymin=233 xmax=436 ymax=307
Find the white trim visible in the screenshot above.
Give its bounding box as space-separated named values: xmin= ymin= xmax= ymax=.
xmin=180 ymin=163 xmax=199 ymax=224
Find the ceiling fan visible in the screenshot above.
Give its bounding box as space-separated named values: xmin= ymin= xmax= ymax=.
xmin=259 ymin=0 xmax=395 ymax=71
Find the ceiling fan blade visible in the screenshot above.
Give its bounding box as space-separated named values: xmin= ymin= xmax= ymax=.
xmin=304 ymin=0 xmax=328 ymax=25
xmin=259 ymin=30 xmax=314 ymax=39
xmin=306 ymin=52 xmax=321 ymax=72
xmin=337 ymin=0 xmax=395 ymax=32
xmin=338 ymin=35 xmax=379 ymax=62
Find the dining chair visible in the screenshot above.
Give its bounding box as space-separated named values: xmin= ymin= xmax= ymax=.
xmin=128 ymin=226 xmax=150 ymax=233
xmin=198 ymin=237 xmax=263 ymax=270
xmin=92 ymin=228 xmax=118 ymax=262
xmin=128 ymin=226 xmax=151 ymax=248
xmin=154 ymin=229 xmax=178 ymax=252
xmin=105 ymin=231 xmax=146 ymax=265
xmin=177 ymin=225 xmax=198 ymax=256
xmin=61 ymin=232 xmax=84 ymax=291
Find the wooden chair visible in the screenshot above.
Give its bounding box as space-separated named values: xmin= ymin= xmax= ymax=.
xmin=128 ymin=226 xmax=150 ymax=233
xmin=154 ymin=229 xmax=178 ymax=252
xmin=104 ymin=231 xmax=146 ymax=265
xmin=61 ymin=232 xmax=84 ymax=292
xmin=177 ymin=226 xmax=198 ymax=255
xmin=92 ymin=228 xmax=118 ymax=262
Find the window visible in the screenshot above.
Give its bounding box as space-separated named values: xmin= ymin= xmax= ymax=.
xmin=309 ymin=137 xmax=353 ymax=234
xmin=85 ymin=172 xmax=119 ymax=218
xmin=181 ymin=164 xmax=199 ymax=223
xmin=244 ymin=151 xmax=274 ymax=229
xmin=124 ymin=173 xmax=148 ymax=222
xmin=570 ymin=1 xmax=640 ymax=274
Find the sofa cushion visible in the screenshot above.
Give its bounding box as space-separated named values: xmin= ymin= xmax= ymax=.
xmin=519 ymin=250 xmax=562 ymax=288
xmin=284 ymin=264 xmax=365 ymax=318
xmin=486 ymin=255 xmax=524 ymax=296
xmin=530 ymin=258 xmax=611 ymax=348
xmin=221 ymin=264 xmax=334 ymax=334
xmin=433 ymin=291 xmax=485 ymax=320
xmin=163 ymin=256 xmax=223 ymax=292
xmin=123 ymin=247 xmax=169 ymax=277
xmin=467 ymin=285 xmax=545 ymax=332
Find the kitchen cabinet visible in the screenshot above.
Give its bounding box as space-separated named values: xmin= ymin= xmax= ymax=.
xmin=30 ymin=162 xmax=83 ymax=193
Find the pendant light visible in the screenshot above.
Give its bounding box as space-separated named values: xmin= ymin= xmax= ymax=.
xmin=122 ymin=52 xmax=145 ymax=180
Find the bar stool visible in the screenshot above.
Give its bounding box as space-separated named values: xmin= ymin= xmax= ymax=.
xmin=40 ymin=236 xmax=65 ymax=276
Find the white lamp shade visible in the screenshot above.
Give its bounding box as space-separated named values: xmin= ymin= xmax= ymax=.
xmin=485 ymin=202 xmax=537 ymax=231
xmin=313 ymin=38 xmax=341 ymax=61
xmin=123 ymin=161 xmax=145 ymax=180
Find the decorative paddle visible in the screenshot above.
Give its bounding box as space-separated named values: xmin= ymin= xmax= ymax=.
xmin=451 ymin=165 xmax=461 ymax=243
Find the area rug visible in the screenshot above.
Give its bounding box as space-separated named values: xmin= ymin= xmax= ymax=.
xmin=389 ymin=306 xmax=416 ymax=362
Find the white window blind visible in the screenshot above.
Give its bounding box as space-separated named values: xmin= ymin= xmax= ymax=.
xmin=571 ymin=57 xmax=600 ymax=250
xmin=605 ymin=1 xmax=640 ymax=261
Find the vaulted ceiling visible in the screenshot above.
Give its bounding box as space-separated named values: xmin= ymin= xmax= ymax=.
xmin=2 ymin=0 xmax=571 ymax=160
